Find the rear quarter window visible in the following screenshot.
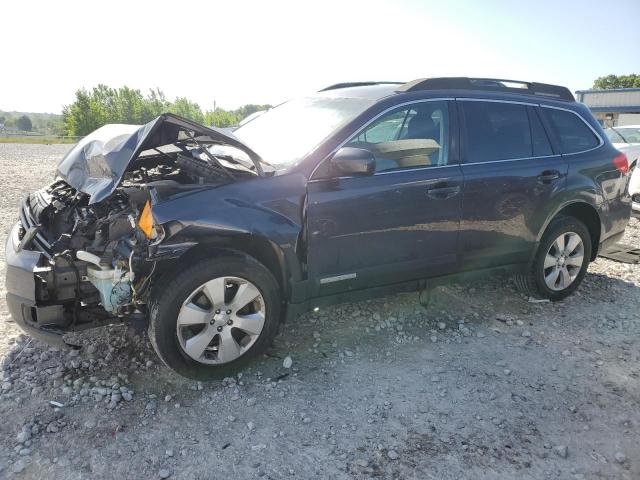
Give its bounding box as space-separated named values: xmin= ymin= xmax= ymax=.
xmin=542 ymin=108 xmax=600 ymax=154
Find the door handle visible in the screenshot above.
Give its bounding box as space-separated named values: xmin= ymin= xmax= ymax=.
xmin=537 ymin=170 xmax=561 ymax=183
xmin=426 ymin=184 xmax=460 ymax=199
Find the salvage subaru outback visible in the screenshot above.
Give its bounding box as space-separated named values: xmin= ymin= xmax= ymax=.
xmin=5 ymin=78 xmax=631 ymax=378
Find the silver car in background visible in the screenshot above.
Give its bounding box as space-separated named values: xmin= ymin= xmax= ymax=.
xmin=606 ymin=125 xmax=640 ymax=214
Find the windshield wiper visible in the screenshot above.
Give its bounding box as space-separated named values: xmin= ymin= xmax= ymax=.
xmin=185 ymin=131 xmax=236 ymax=181
xmin=255 ymin=156 xmax=276 ymax=173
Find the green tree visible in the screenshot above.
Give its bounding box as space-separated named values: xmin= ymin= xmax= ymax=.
xmin=63 ymin=85 xmax=177 ymax=136
xmin=142 ymin=88 xmax=169 ymax=120
xmin=235 ymin=104 xmax=272 ymax=120
xmin=204 ymin=109 xmax=239 ymax=128
xmin=112 ymin=86 xmax=145 ymax=124
xmin=592 ymin=74 xmax=640 ymax=89
xmin=45 ymin=119 xmax=64 ymax=136
xmin=204 ymin=104 xmax=272 ymax=128
xmin=168 ymin=97 xmax=204 ymax=123
xmin=16 ymin=115 xmax=33 ymax=131
xmin=62 ymin=88 xmax=107 ymax=136
xmin=62 ymin=83 xmax=270 ymax=136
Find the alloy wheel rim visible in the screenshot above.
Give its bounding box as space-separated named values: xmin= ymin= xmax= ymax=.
xmin=543 ymin=231 xmax=584 ymax=291
xmin=176 ymin=276 xmax=266 ymax=364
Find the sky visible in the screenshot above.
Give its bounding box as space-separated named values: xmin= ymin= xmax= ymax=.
xmin=2 ymin=0 xmax=639 ymax=114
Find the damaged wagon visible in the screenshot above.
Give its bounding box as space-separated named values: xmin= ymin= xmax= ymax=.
xmin=5 ymin=78 xmax=631 ymax=378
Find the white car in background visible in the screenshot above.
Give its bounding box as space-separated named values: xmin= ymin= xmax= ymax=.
xmin=605 ymin=125 xmax=640 ymax=214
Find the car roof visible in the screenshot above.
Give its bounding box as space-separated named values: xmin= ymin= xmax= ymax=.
xmin=314 ymin=83 xmax=402 ymax=100
xmin=315 ymin=77 xmax=575 ymax=104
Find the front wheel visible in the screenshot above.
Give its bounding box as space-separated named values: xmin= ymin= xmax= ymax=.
xmin=515 ymin=216 xmax=592 ymax=301
xmin=148 ymin=253 xmax=281 ymax=379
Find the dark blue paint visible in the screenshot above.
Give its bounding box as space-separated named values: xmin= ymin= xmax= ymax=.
xmin=306 ymin=165 xmax=463 ymax=296
xmin=154 ymin=91 xmax=630 ymax=310
xmin=5 ymin=84 xmax=633 ymax=336
xmin=136 ymin=90 xmax=632 ymax=310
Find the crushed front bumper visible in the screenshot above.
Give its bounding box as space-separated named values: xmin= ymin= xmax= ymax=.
xmin=5 ymin=222 xmax=69 ymax=347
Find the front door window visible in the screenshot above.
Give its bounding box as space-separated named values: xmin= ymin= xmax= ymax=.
xmin=346 ymin=101 xmax=450 ymax=172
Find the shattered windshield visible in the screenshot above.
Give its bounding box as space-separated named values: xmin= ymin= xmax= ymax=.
xmin=232 ymin=96 xmax=376 ymax=168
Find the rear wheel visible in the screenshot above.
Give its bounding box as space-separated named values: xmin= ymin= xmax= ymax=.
xmin=149 ymin=253 xmax=281 ymax=379
xmin=515 ymin=216 xmax=592 ymax=301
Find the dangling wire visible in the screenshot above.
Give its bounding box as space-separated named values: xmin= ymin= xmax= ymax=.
xmin=129 ymin=250 xmax=136 ymax=302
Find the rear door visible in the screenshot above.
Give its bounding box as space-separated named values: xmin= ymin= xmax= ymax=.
xmin=306 ymin=100 xmax=463 ymax=296
xmin=458 ymin=99 xmax=568 ymax=269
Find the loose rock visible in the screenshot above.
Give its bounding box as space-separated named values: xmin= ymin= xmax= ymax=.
xmin=282 ymin=356 xmax=293 ymax=369
xmin=554 ymin=445 xmax=568 ymax=458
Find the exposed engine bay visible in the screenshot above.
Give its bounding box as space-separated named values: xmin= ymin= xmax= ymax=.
xmin=15 ymin=113 xmax=269 ymax=334
xmin=24 ymin=179 xmax=153 ymax=319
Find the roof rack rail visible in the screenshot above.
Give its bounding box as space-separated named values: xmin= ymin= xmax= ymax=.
xmin=319 ymin=81 xmax=404 ymax=92
xmin=396 ymin=77 xmax=575 ymax=101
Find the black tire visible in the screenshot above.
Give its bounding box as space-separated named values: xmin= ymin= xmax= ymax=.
xmin=148 ymin=252 xmax=281 ymax=380
xmin=514 ymin=216 xmax=592 ymax=301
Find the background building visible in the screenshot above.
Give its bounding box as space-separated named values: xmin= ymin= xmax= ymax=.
xmin=575 ymin=88 xmax=640 ymax=127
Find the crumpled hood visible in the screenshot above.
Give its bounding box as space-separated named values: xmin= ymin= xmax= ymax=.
xmin=57 ymin=113 xmax=264 ymax=204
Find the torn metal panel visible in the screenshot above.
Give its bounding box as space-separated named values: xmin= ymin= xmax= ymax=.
xmin=57 ymin=113 xmax=266 ymax=204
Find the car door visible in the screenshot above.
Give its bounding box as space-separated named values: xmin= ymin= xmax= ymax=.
xmin=306 ymin=100 xmax=463 ymax=296
xmin=457 ymin=99 xmax=568 ymax=269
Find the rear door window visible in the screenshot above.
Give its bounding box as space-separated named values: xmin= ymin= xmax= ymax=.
xmin=542 ymin=108 xmax=600 ymax=154
xmin=462 ymin=101 xmax=533 ymax=163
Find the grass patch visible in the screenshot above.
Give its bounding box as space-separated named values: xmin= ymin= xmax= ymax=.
xmin=0 ymin=136 xmax=78 ymax=144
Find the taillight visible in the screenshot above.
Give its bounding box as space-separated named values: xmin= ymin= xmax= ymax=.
xmin=613 ymin=153 xmax=629 ymax=175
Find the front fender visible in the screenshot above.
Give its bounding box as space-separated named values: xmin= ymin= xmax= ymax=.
xmin=149 ymin=173 xmax=308 ymax=290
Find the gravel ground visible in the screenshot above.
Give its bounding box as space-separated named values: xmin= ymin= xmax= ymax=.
xmin=0 ymin=143 xmax=639 ymax=479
